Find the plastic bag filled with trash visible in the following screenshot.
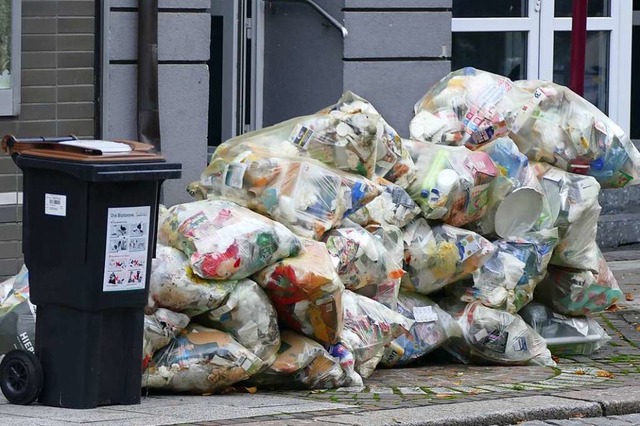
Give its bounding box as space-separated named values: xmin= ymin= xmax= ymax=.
xmin=340 ymin=290 xmax=414 ymax=378
xmin=348 ymin=178 xmax=421 ymax=228
xmin=143 ymin=324 xmax=263 ymax=394
xmin=193 ymin=279 xmax=280 ymax=365
xmin=0 ymin=266 xmax=36 ymax=356
xmin=453 ymin=229 xmax=559 ymax=314
xmin=381 ymin=291 xmax=461 ymax=367
xmin=159 ymin=199 xmax=301 ymax=280
xmin=403 ymin=218 xmax=495 ymax=295
xmin=535 ymin=250 xmax=622 ymax=316
xmin=143 ymin=308 xmax=190 ymax=369
xmin=532 ymin=163 xmax=602 ymax=271
xmin=324 ymin=221 xmax=404 ymax=308
xmin=512 ymin=80 xmax=640 ymax=188
xmin=253 ymin=239 xmax=344 ymax=346
xmin=405 ymin=141 xmax=498 ymax=226
xmin=148 ymin=245 xmax=237 ymax=316
xmin=445 ymin=301 xmax=548 ymax=365
xmin=244 ymin=330 xmax=353 ymax=390
xmin=317 ymin=92 xmax=416 ymax=187
xmin=412 ymin=67 xmax=530 ymax=150
xmin=193 ymin=141 xmax=381 ymax=240
xmin=471 ymin=138 xmax=552 ymax=238
xmin=520 ymin=302 xmax=610 ymax=356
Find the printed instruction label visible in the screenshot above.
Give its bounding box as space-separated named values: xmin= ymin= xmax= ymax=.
xmin=45 ymin=194 xmax=67 ymax=217
xmin=413 ymin=306 xmax=438 ymax=323
xmin=103 ymin=206 xmax=151 ymax=292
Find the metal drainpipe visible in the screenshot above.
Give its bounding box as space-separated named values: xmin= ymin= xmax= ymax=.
xmin=569 ymin=0 xmax=588 ymax=96
xmin=137 ymin=0 xmax=161 ymax=151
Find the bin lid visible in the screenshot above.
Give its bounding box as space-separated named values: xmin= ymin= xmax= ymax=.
xmin=2 ymin=136 xmax=165 ymax=162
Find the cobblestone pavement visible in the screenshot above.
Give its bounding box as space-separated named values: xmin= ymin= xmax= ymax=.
xmin=519 ymin=413 xmax=640 ymax=425
xmin=192 ymin=253 xmax=640 ymax=426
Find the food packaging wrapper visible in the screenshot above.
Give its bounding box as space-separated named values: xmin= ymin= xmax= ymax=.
xmin=143 ymin=324 xmax=263 ymax=394
xmin=381 ymin=291 xmax=461 ymax=367
xmin=535 ymin=251 xmax=622 ymax=316
xmin=193 ymin=279 xmax=280 ymax=365
xmin=192 ymin=140 xmax=380 ymax=240
xmin=143 ymin=308 xmax=190 ymax=369
xmin=445 ymin=302 xmax=548 ymax=365
xmin=244 ymin=330 xmax=353 ymax=390
xmin=520 ymin=302 xmax=610 ymax=355
xmin=159 ymin=199 xmax=301 ymax=280
xmin=533 ymin=163 xmax=602 ymax=271
xmin=405 ymin=141 xmax=498 ymax=226
xmin=348 ymin=178 xmax=421 ymax=228
xmin=0 ymin=266 xmax=36 ymax=356
xmin=339 ymin=290 xmax=414 ymax=378
xmin=412 ymin=67 xmax=530 ymax=150
xmin=253 ymin=239 xmax=344 ymax=345
xmin=148 ymin=245 xmax=237 ymax=316
xmin=324 ymin=221 xmax=404 ymax=308
xmin=403 ymin=218 xmax=494 ymax=295
xmin=454 ymin=229 xmax=559 ymax=314
xmin=512 ymin=80 xmax=640 ymax=188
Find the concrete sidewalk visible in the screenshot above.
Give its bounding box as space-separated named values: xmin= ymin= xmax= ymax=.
xmin=2 ymin=251 xmax=640 ymax=426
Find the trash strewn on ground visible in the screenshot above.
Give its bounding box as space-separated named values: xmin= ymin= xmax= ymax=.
xmin=3 ymin=67 xmax=638 ymax=394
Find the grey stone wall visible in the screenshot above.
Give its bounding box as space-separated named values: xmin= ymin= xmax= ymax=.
xmin=105 ymin=0 xmax=210 ymax=206
xmin=0 ymin=0 xmax=96 ymax=280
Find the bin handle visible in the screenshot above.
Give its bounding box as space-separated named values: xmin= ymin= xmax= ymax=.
xmin=2 ymin=135 xmax=79 ymax=156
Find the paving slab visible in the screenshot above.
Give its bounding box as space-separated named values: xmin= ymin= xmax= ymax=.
xmin=560 ymin=385 xmax=640 ymax=416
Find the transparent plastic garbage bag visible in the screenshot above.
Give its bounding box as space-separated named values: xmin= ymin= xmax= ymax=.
xmin=253 ymin=239 xmax=344 ymax=346
xmin=348 ymin=177 xmax=421 ymax=228
xmin=159 ymin=199 xmax=301 ymax=280
xmin=142 ymin=308 xmax=190 ymax=369
xmin=403 ymin=218 xmax=495 ymax=295
xmin=0 ymin=266 xmax=36 ymax=356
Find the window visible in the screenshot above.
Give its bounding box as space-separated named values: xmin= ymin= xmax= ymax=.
xmin=0 ymin=0 xmax=20 ymax=116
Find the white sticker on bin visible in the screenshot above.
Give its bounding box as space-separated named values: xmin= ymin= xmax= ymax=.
xmin=103 ymin=206 xmax=151 ymax=292
xmin=413 ymin=306 xmax=438 ymax=323
xmin=45 ymin=193 xmax=66 ymax=217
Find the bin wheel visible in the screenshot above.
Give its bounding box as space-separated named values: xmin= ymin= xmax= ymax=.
xmin=0 ymin=350 xmax=43 ymax=405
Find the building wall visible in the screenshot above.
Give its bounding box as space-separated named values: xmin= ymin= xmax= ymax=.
xmin=0 ymin=0 xmax=96 ymax=280
xmin=105 ymin=0 xmax=210 ymax=206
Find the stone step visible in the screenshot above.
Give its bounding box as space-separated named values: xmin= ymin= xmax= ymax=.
xmin=598 ymin=185 xmax=640 ymax=214
xmin=597 ymin=212 xmax=640 ymax=248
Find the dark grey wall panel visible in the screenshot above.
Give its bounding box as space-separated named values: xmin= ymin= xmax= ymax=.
xmin=344 ymin=12 xmax=451 ymax=58
xmin=345 ymin=0 xmax=452 ymax=8
xmin=344 ymin=61 xmax=450 ymax=137
xmin=262 ymin=0 xmax=345 ymax=125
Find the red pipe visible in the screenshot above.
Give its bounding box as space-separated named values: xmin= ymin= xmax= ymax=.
xmin=569 ymin=0 xmax=588 ymax=95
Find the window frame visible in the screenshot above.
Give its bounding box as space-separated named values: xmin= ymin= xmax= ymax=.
xmin=0 ymin=0 xmax=21 ymax=117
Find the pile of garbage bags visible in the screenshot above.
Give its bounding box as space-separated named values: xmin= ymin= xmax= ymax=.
xmin=2 ymin=68 xmax=636 ymax=394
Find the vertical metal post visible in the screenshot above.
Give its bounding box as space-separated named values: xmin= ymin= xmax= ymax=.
xmin=569 ymin=0 xmax=588 ymax=95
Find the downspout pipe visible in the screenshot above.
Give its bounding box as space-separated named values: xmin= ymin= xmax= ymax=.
xmin=137 ymin=0 xmax=161 ymax=151
xmin=569 ymin=0 xmax=588 ymax=96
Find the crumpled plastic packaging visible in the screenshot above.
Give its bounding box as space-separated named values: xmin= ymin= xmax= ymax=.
xmin=348 ymin=178 xmax=421 ymax=228
xmin=445 ymin=302 xmax=548 ymax=365
xmin=148 ymin=245 xmax=237 ymax=316
xmin=193 ymin=279 xmax=280 ymax=366
xmin=471 ymin=138 xmax=551 ymax=237
xmin=143 ymin=324 xmax=263 ymax=394
xmin=325 ymin=341 xmax=364 ymax=387
xmin=318 ymin=91 xmax=416 ymax=185
xmin=403 ymin=218 xmax=495 ymax=295
xmin=192 ymin=138 xmax=381 ymax=240
xmin=405 ymin=141 xmax=498 ymax=226
xmin=324 ymin=221 xmax=404 ymax=306
xmin=143 ymin=308 xmax=190 ymax=369
xmin=520 ymin=302 xmax=611 ymax=355
xmin=381 ymin=291 xmax=461 ymax=367
xmin=454 ymin=229 xmax=559 ymax=314
xmin=535 ymin=250 xmax=622 ymax=316
xmin=339 ymin=290 xmax=414 ymax=378
xmin=159 ymin=199 xmax=301 ymax=280
xmin=532 ymin=163 xmax=602 ymax=272
xmin=412 ymin=67 xmax=530 ymax=150
xmin=0 ymin=266 xmax=36 ymax=356
xmin=253 ymin=238 xmax=344 ymax=346
xmin=512 ymin=80 xmax=640 ymax=188
xmin=244 ymin=330 xmax=352 ymax=390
